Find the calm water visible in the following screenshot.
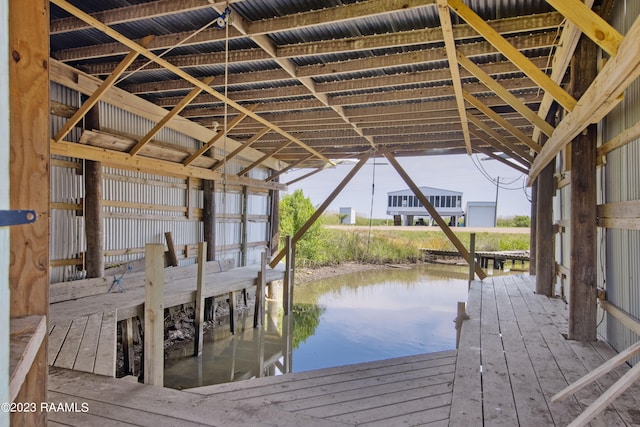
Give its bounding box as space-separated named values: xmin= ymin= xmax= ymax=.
xmin=164 ymin=264 xmax=470 ymax=389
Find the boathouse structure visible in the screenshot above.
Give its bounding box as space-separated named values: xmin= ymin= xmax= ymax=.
xmin=4 ymin=0 xmax=640 ymax=425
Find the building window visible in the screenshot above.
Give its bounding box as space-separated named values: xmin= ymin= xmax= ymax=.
xmin=429 ymin=196 xmax=435 ymax=206
xmin=457 ymin=195 xmax=462 ymax=207
xmin=435 ymin=196 xmax=440 ymax=207
xmin=388 ymin=195 xmax=392 ymax=207
xmin=446 ymin=196 xmax=452 ymax=207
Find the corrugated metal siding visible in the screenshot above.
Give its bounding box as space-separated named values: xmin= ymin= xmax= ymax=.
xmin=50 ymin=86 xmax=274 ymax=281
xmin=601 ymin=0 xmax=640 ymax=360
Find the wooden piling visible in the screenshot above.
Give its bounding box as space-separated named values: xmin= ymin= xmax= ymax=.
xmin=469 ymin=233 xmax=476 ymax=283
xmin=144 ymin=244 xmax=164 ymax=386
xmin=164 ymin=231 xmax=179 ymax=267
xmin=283 ymin=236 xmax=293 ymax=315
xmin=254 ymin=252 xmax=267 ymax=328
xmin=194 ymin=242 xmax=206 ymax=356
xmin=121 ymin=318 xmax=135 ymax=375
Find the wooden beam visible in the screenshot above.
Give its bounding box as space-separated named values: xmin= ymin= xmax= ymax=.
xmin=269 ymin=154 xmax=372 ymax=268
xmin=203 ymin=181 xmax=216 ymax=261
xmin=472 ymin=146 xmax=528 ymax=175
xmin=51 ymin=60 xmax=284 ymax=171
xmin=184 ymin=105 xmax=258 ymax=167
xmin=568 ymin=35 xmax=598 ymax=342
xmin=50 ymin=140 xmax=287 ymax=191
xmin=532 ymin=1 xmax=594 ymax=145
xmin=457 ymin=52 xmax=553 ymax=140
xmin=9 ymin=0 xmax=49 ymax=423
xmin=463 ymin=90 xmax=541 ymax=153
xmin=447 ymin=0 xmax=576 ymax=111
xmin=144 ymin=244 xmax=164 ymax=386
xmin=239 ymin=142 xmax=292 ymax=176
xmin=468 ymin=128 xmax=530 ymax=169
xmin=598 ymin=118 xmax=640 ymax=159
xmin=265 ymin=153 xmax=316 ymax=182
xmin=535 ymin=106 xmax=558 ymax=296
xmin=529 ymin=13 xmax=640 ymax=182
xmin=285 ymin=167 xmax=325 ymax=186
xmin=212 ymin=127 xmax=270 ymax=172
xmin=383 ymin=150 xmax=486 ymax=280
xmin=54 ymin=35 xmax=154 ymax=143
xmin=50 ymin=0 xmax=333 ymax=165
xmin=467 ymin=115 xmax=532 ymax=163
xmin=437 ymin=1 xmax=471 ymax=154
xmin=247 ymin=0 xmax=437 ymax=35
xmin=130 ymin=76 xmax=214 ymax=157
xmin=546 ymin=0 xmax=623 ymax=57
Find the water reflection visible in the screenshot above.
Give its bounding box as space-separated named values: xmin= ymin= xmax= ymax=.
xmin=164 ymin=264 xmax=469 ymax=390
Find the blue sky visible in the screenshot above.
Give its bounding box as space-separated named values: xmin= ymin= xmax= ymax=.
xmin=282 ymin=153 xmax=532 ymax=219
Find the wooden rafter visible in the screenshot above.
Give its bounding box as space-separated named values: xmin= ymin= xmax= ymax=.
xmin=50 ymin=140 xmax=286 ymax=191
xmin=462 ymin=90 xmax=541 ymax=153
xmin=51 ymin=0 xmax=333 ymax=166
xmin=447 ymin=0 xmax=577 ymax=112
xmin=546 ymin=0 xmax=623 ymax=57
xmin=129 ymin=76 xmax=215 ymax=157
xmin=472 ymin=146 xmax=528 ymax=175
xmin=183 ymin=105 xmax=258 ymax=167
xmin=467 ymin=115 xmax=532 ymax=163
xmin=265 ymin=152 xmax=317 ymax=182
xmin=532 ymin=0 xmax=595 ymax=144
xmin=456 ymin=52 xmax=554 ymax=139
xmin=437 ymin=0 xmax=471 ymax=154
xmin=529 ymin=14 xmax=640 ymax=182
xmin=53 ymin=35 xmax=154 ymax=143
xmin=468 ymin=128 xmax=530 ymax=168
xmin=239 ymin=142 xmax=293 ymax=176
xmin=247 ymin=0 xmax=436 ymax=35
xmin=211 ymin=127 xmax=271 ymax=172
xmin=285 ymin=167 xmax=325 ymax=186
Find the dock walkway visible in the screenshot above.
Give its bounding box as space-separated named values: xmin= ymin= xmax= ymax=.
xmin=48 ymin=263 xmax=284 ymax=377
xmin=48 ymin=275 xmax=640 ymax=426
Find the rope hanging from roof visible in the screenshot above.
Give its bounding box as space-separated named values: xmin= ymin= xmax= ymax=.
xmin=218 ymin=2 xmax=231 ymax=262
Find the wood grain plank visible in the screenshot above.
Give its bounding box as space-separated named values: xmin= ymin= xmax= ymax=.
xmin=73 ymin=312 xmax=103 ymax=373
xmin=54 ymin=316 xmax=88 ymax=369
xmin=450 ymin=280 xmax=483 ymax=426
xmin=94 ymin=311 xmax=117 ymax=376
xmin=48 ymin=321 xmax=71 ymax=366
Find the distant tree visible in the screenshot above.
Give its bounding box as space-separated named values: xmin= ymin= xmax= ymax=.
xmin=279 ymin=189 xmax=325 ymax=262
xmin=513 ymin=215 xmax=531 ymax=227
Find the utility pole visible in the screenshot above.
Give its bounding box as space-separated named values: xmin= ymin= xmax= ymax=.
xmin=494 ymin=176 xmax=500 ymax=227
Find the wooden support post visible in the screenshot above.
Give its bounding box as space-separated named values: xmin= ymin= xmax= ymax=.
xmin=535 ymin=105 xmax=559 ymax=296
xmin=84 ymin=104 xmax=104 ymax=278
xmin=290 ymin=242 xmax=297 ymax=294
xmin=229 ymin=291 xmax=237 ymax=334
xmin=254 ymin=252 xmax=267 ymax=328
xmin=194 ymin=242 xmax=206 ymax=356
xmin=164 ymin=231 xmax=179 ymax=267
xmin=383 ymin=151 xmax=487 ymax=280
xmin=269 ymin=186 xmax=280 ymax=256
xmin=469 ymin=233 xmax=476 ymax=282
xmin=121 ymin=318 xmax=135 ymax=376
xmin=282 ymin=313 xmax=293 ymax=374
xmin=144 ymin=244 xmax=164 ymax=386
xmin=85 ymin=160 xmax=104 ymax=278
xmin=455 ymin=301 xmax=469 ymax=349
xmin=270 ymin=154 xmax=371 ymax=267
xmin=283 ymin=236 xmax=293 ymax=316
xmin=9 ymin=0 xmax=49 ymax=423
xmin=529 ymin=179 xmax=538 ymax=275
xmin=203 ymin=180 xmax=216 ymax=261
xmin=241 ymin=186 xmax=248 ymax=266
xmin=568 ymin=35 xmax=598 ymax=341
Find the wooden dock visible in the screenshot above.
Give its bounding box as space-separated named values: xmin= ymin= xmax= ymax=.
xmin=47 ymin=275 xmax=640 ymax=426
xmin=422 ymin=249 xmax=529 ymax=270
xmin=47 ymin=263 xmax=284 ymax=377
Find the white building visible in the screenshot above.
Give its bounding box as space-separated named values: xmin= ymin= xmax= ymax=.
xmin=386 ymin=186 xmax=463 ymax=226
xmin=465 ymin=201 xmax=497 ymax=227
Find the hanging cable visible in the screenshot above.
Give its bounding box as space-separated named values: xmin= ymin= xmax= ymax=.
xmin=363 ymin=151 xmax=377 ymax=262
xmin=116 ymin=8 xmax=230 ymax=85
xmin=219 ymin=3 xmax=231 ymax=261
